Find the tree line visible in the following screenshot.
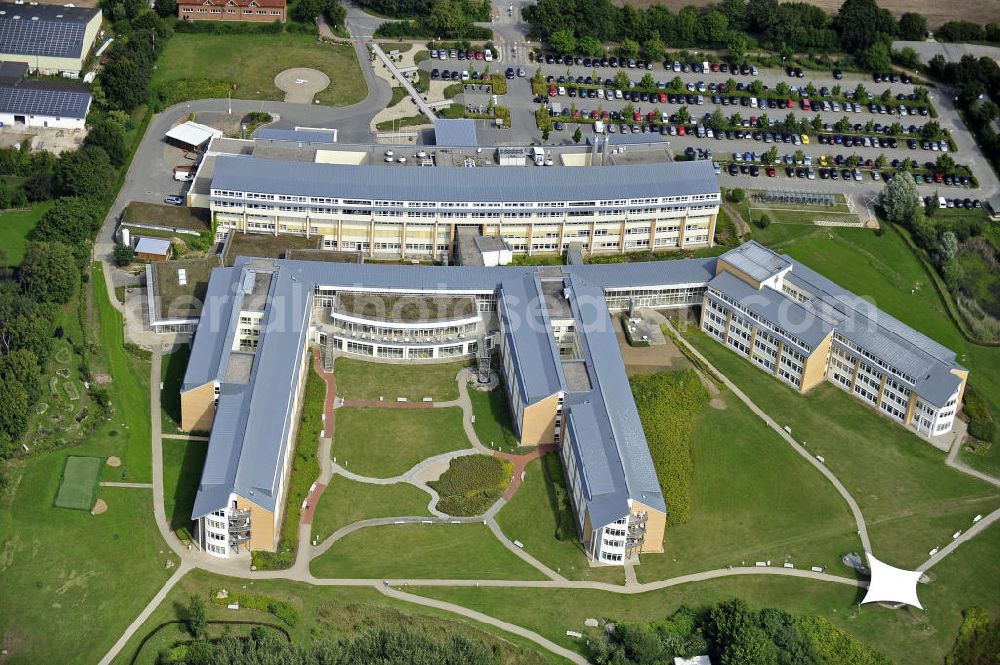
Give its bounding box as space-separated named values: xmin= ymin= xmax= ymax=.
xmin=0 ymin=7 xmax=174 ymax=459
xmin=591 ymin=599 xmax=893 ymax=665
xmin=373 ymin=0 xmax=491 ymax=39
xmin=524 ymin=0 xmax=975 ymax=74
xmin=162 ymin=613 xmax=505 ymax=665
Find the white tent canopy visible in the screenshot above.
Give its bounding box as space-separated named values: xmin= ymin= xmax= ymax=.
xmin=862 ymin=553 xmax=924 ymax=609
xmin=165 ymin=121 xmax=223 ymax=149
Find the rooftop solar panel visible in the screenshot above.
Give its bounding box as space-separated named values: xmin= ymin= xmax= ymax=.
xmin=0 ymin=4 xmax=98 ymax=59
xmin=0 ymin=83 xmax=91 ymax=118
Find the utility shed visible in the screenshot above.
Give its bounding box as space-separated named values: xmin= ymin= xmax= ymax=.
xmin=135 ymin=237 xmax=172 ymax=262
xmin=0 ymin=3 xmax=102 ymax=76
xmin=166 ymin=121 xmax=224 ymax=151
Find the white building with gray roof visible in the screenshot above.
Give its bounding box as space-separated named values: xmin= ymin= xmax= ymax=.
xmin=702 ymin=242 xmax=967 ymax=438
xmin=206 ymin=155 xmax=721 ymax=260
xmin=178 ymin=243 xmax=966 ymax=561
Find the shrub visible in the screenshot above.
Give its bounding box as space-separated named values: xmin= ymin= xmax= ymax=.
xmin=963 ymin=384 xmax=996 ymax=442
xmin=430 ymin=454 xmax=511 ymax=516
xmin=755 ymin=214 xmax=771 ymax=229
xmin=727 ymin=188 xmax=745 ymax=203
xmin=630 ymin=370 xmax=709 ymax=525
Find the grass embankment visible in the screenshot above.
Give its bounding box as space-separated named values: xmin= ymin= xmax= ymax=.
xmin=333 ymin=357 xmax=466 ymax=402
xmin=252 ymin=361 xmax=324 ymax=570
xmin=333 ymin=407 xmax=471 ymax=478
xmin=162 ymin=438 xmax=207 ymax=542
xmin=151 ymin=34 xmax=367 ymax=107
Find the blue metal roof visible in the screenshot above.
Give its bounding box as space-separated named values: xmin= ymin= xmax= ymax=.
xmin=210 ymin=155 xmax=720 ymax=204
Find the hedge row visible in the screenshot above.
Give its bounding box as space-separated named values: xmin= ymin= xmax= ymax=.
xmin=630 ymin=369 xmax=709 ymax=525
xmin=796 ymin=615 xmax=894 ymax=665
xmin=209 ymin=590 xmax=300 ymax=627
xmin=963 ymin=384 xmax=996 ymax=443
xmin=430 ymin=454 xmax=512 ymax=516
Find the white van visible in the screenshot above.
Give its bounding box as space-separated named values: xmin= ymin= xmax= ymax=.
xmin=533 ymin=147 xmax=545 ymax=166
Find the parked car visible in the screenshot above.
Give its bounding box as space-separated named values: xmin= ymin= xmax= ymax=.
xmin=164 ymin=195 xmax=184 ymax=206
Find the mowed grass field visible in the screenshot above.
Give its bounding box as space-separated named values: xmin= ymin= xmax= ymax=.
xmin=334 ymin=357 xmax=467 ymax=402
xmin=637 ymin=387 xmax=861 ymax=582
xmin=151 ymin=34 xmax=367 ymax=106
xmin=468 ymin=385 xmax=519 ymax=451
xmin=54 ymin=456 xmax=104 ymax=510
xmin=752 ymin=223 xmax=1000 ymax=478
xmin=684 ymin=328 xmax=998 ymax=569
xmin=0 ymin=201 xmax=53 ymax=266
xmin=310 ymin=523 xmax=548 ymax=580
xmin=311 ymin=475 xmax=433 ymax=543
xmin=333 ymin=406 xmax=471 ymax=478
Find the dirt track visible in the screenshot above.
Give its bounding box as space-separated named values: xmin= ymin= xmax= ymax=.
xmin=613 ymin=0 xmax=1000 ymax=28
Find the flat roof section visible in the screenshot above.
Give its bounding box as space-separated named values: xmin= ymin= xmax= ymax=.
xmin=224 ymin=351 xmax=255 ymax=384
xmin=434 ymin=118 xmax=478 ymax=147
xmin=561 ymin=360 xmax=592 ymax=391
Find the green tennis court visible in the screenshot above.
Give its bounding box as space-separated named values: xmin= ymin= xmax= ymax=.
xmin=54 ymin=456 xmax=104 ymax=510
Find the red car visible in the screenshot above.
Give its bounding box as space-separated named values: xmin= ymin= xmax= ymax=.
xmin=786 ymin=99 xmax=794 ymax=108
xmin=633 ymin=111 xmax=642 ymax=122
xmin=766 ymin=167 xmax=776 ymax=177
xmin=711 ymin=63 xmax=720 ymax=72
xmin=475 ymin=51 xmax=483 ymax=60
xmin=677 ymin=125 xmax=686 ymax=136
xmin=659 ymin=92 xmax=667 ymax=103
xmin=801 ymin=99 xmax=811 ymax=111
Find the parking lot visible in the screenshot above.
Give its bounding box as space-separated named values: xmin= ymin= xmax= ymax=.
xmin=418 ymin=49 xmax=997 ymax=201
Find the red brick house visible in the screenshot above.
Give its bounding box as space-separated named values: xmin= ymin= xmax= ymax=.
xmin=177 ymin=0 xmax=286 ymax=22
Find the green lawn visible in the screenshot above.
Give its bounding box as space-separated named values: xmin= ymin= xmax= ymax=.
xmin=748 ymin=223 xmax=1000 ymax=478
xmin=151 ymin=34 xmax=367 ymax=107
xmin=638 ymin=387 xmax=861 ymax=582
xmin=468 ymin=385 xmax=519 ymax=451
xmin=0 ymin=200 xmax=53 ymax=266
xmin=54 ymin=455 xmax=104 ymax=510
xmin=162 ymin=438 xmax=207 ymax=541
xmin=310 ymin=523 xmax=548 ymax=580
xmin=684 ymin=328 xmax=999 ymax=570
xmin=160 ymin=344 xmax=191 ymax=435
xmin=414 ymin=518 xmax=1000 ymax=665
xmin=109 ymin=569 xmax=556 ymax=665
xmin=0 ymin=457 xmax=174 ymax=665
xmin=333 ymin=406 xmax=471 ymax=478
xmin=496 ymin=458 xmax=625 ymax=585
xmin=333 ymin=357 xmax=467 ymax=402
xmin=93 ymin=264 xmax=153 ymax=483
xmin=311 ymin=475 xmax=432 ymax=543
